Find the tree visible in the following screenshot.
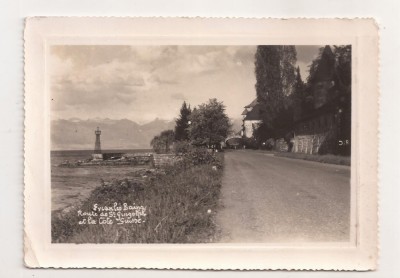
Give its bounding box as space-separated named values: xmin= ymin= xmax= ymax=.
xmin=280 ymin=46 xmax=297 ymax=98
xmin=333 ymin=45 xmax=352 ymax=155
xmin=188 ymin=99 xmax=231 ymax=146
xmin=306 ymin=46 xmax=325 ymax=84
xmin=292 ymin=66 xmax=306 ymax=121
xmin=333 ymin=45 xmax=351 ymax=93
xmin=253 ymin=121 xmax=272 ymax=145
xmin=254 ymin=46 xmax=297 ymax=123
xmin=254 ymin=45 xmax=297 ymax=139
xmin=254 ymin=46 xmax=282 ymax=129
xmin=174 ymin=101 xmax=191 ymax=141
xmin=150 ymin=130 xmax=175 ymax=154
xmin=302 ymin=45 xmax=351 ymax=155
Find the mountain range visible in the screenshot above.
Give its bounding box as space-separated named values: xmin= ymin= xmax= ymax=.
xmin=51 ymin=118 xmax=176 ymax=150
xmin=51 ymin=117 xmax=244 ymax=150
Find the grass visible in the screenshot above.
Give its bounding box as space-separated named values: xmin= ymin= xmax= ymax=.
xmin=52 ymin=149 xmax=224 ymax=243
xmin=274 ymin=152 xmax=350 ymax=166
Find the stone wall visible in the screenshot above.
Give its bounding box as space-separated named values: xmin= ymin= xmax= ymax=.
xmin=292 ymin=134 xmax=324 ymax=154
xmin=273 ymin=129 xmax=337 ymax=155
xmin=292 ymin=130 xmax=336 ymax=155
xmin=152 ymin=154 xmax=180 ymax=168
xmin=290 ymin=110 xmax=341 ymax=155
xmin=102 ymin=152 xmax=124 ymax=160
xmin=124 ymin=153 xmax=153 ymax=165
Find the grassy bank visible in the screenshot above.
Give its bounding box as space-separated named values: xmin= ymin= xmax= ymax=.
xmin=274 ymin=152 xmax=350 ymax=166
xmin=52 ymin=149 xmax=224 ymax=243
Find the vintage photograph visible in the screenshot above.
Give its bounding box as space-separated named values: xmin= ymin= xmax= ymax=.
xmin=24 ymin=17 xmax=378 ymax=269
xmin=50 ymin=44 xmax=352 ymax=244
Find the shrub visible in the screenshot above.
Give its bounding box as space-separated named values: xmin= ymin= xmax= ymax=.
xmin=265 ymin=138 xmax=275 ymax=150
xmin=170 ymin=144 xmax=223 ymax=172
xmin=182 ymin=147 xmax=222 ymax=168
xmin=173 ymin=140 xmax=192 ymax=155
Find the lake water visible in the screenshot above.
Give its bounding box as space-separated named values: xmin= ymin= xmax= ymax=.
xmin=51 ymin=149 xmax=152 ymax=212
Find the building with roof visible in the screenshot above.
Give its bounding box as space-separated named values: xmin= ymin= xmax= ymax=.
xmin=241 ymin=98 xmax=263 ymax=138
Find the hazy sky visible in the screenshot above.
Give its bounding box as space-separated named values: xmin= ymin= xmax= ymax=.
xmin=50 ymin=45 xmax=321 ymax=123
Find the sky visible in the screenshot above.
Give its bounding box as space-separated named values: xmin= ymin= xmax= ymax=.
xmin=50 ymin=45 xmax=321 ymax=123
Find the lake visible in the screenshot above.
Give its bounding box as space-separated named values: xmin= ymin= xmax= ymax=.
xmin=51 ymin=149 xmax=152 ymax=212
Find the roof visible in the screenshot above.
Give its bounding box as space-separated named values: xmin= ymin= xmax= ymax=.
xmin=241 ymin=109 xmax=248 ymax=115
xmin=243 ymin=104 xmax=264 ymax=121
xmin=244 ymin=98 xmax=259 ymax=108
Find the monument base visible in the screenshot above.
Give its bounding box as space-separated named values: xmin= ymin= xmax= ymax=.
xmin=92 ymin=153 xmax=103 ymax=161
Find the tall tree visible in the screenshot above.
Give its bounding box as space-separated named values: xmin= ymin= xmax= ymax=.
xmin=188 ymin=99 xmax=231 ymax=146
xmin=306 ymin=46 xmax=325 ymax=84
xmin=254 ymin=46 xmax=282 ymax=129
xmin=280 ymin=46 xmax=297 ymax=98
xmin=150 ymin=129 xmax=175 ymax=154
xmin=333 ymin=45 xmax=351 ymax=93
xmin=292 ymin=66 xmax=306 ymax=121
xmin=333 ymin=45 xmax=352 ymax=155
xmin=254 ymin=45 xmax=297 ymax=138
xmin=174 ymin=101 xmax=191 ymax=141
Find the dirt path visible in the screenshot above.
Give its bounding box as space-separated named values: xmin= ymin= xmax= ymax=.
xmin=216 ymin=150 xmax=350 ymax=243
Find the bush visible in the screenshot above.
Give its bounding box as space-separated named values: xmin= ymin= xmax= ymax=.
xmin=265 ymin=138 xmax=275 ymax=150
xmin=182 ymin=147 xmax=222 ymax=168
xmin=173 ymin=140 xmax=192 ymax=154
xmin=171 ymin=143 xmax=222 ymax=170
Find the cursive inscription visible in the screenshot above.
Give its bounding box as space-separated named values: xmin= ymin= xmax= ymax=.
xmin=77 ymin=202 xmax=147 ymax=225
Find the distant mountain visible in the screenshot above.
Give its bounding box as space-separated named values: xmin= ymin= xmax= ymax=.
xmin=51 ymin=118 xmax=175 ymax=150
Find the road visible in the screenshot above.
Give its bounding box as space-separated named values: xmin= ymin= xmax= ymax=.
xmin=216 ymin=150 xmax=350 ymax=243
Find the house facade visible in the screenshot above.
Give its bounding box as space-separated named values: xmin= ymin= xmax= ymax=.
xmin=241 ymin=98 xmax=263 ymax=138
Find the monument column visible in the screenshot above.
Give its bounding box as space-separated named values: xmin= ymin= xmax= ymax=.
xmin=92 ymin=127 xmax=103 ymax=160
xmin=94 ymin=127 xmax=101 ymax=154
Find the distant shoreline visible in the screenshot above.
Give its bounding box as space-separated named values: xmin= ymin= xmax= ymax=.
xmin=51 ymin=149 xmax=153 ymax=153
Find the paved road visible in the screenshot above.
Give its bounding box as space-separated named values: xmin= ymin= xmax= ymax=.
xmin=216 ymin=150 xmax=350 ymax=243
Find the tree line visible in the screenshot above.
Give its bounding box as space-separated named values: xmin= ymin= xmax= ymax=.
xmin=253 ymin=45 xmax=351 ymax=148
xmin=150 ymin=99 xmax=231 ymax=153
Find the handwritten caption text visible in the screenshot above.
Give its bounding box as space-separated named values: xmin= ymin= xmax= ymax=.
xmin=77 ymin=202 xmax=147 ymax=225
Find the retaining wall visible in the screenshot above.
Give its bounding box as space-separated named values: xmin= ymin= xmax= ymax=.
xmin=274 ymin=130 xmax=337 ymax=155
xmin=152 ymin=154 xmax=180 ymax=168
xmin=293 ymin=130 xmax=337 ymax=155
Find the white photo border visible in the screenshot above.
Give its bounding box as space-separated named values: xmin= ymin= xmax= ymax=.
xmin=24 ymin=17 xmax=379 ymax=270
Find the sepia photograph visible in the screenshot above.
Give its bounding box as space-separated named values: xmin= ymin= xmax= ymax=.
xmin=24 ymin=17 xmax=378 ymax=270
xmin=50 ymin=44 xmax=352 ymax=244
